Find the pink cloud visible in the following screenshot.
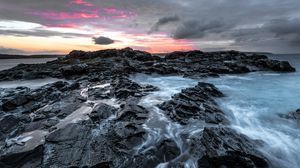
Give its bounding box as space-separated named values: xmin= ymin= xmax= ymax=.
xmin=29 ymin=11 xmax=100 ymax=20
xmin=45 ymin=23 xmax=79 ymax=28
xmin=70 ymin=0 xmax=93 ymax=7
xmin=103 ymin=7 xmax=136 ymax=18
xmin=27 ymin=1 xmax=136 ymax=21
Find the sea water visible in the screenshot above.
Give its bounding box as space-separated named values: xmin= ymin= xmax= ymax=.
xmin=204 ymin=54 xmax=300 ymax=168
xmin=133 ymin=54 xmax=300 ymax=168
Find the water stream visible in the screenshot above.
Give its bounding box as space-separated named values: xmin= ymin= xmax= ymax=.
xmin=132 ymin=74 xmax=202 ymax=167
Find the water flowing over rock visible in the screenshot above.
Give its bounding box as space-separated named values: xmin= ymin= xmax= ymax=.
xmin=0 ymin=48 xmax=297 ymax=167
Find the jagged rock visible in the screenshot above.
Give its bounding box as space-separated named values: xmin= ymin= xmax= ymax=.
xmin=159 ymin=82 xmax=229 ymax=125
xmin=60 ymin=63 xmax=88 ymax=77
xmin=2 ymin=96 xmax=28 ymax=111
xmin=254 ymin=59 xmax=296 ymax=72
xmin=89 ymin=103 xmax=117 ymax=123
xmin=111 ymin=77 xmax=158 ymax=100
xmin=0 ymin=130 xmax=47 ymax=168
xmin=0 ymin=48 xmax=295 ymax=82
xmin=191 ymin=127 xmax=268 ymax=168
xmin=280 ymin=109 xmax=300 ymax=123
xmin=43 ymin=122 xmax=92 ymax=167
xmin=129 ymin=139 xmax=181 ymax=168
xmin=0 ymin=115 xmax=20 ymax=134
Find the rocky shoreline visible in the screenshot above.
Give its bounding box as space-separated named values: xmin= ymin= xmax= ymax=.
xmin=0 ymin=48 xmax=296 ymax=168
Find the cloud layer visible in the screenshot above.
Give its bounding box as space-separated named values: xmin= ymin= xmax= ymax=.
xmin=0 ymin=0 xmax=300 ymax=53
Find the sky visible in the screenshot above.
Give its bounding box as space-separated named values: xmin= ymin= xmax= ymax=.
xmin=0 ymin=0 xmax=300 ymax=54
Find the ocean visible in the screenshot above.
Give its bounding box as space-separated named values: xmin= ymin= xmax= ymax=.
xmin=0 ymin=58 xmax=56 ymax=71
xmin=133 ymin=54 xmax=300 ymax=168
xmin=203 ymin=54 xmax=300 ymax=167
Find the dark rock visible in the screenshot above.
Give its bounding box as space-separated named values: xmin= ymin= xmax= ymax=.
xmin=0 ymin=130 xmax=46 ymax=168
xmin=46 ymin=123 xmax=90 ymax=142
xmin=0 ymin=115 xmax=20 ymax=134
xmin=2 ymin=94 xmax=29 ymax=111
xmin=191 ymin=127 xmax=269 ymax=168
xmin=61 ymin=63 xmax=88 ymax=77
xmin=280 ymin=109 xmax=300 ymax=123
xmin=111 ymin=77 xmax=158 ymax=100
xmin=0 ymin=145 xmax=44 ymax=168
xmin=89 ymin=103 xmax=117 ymax=123
xmin=129 ymin=139 xmax=181 ymax=168
xmin=159 ymin=82 xmax=228 ymax=125
xmin=254 ymin=59 xmax=295 ymax=72
xmin=43 ymin=123 xmax=92 ymax=167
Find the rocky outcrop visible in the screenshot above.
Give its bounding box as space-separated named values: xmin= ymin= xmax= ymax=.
xmin=191 ymin=127 xmax=268 ymax=168
xmin=280 ymin=109 xmax=300 ymax=124
xmin=0 ymin=48 xmax=296 ymax=167
xmin=159 ymin=82 xmax=229 ymax=125
xmin=0 ymin=48 xmax=295 ymax=82
xmin=110 ymin=77 xmax=158 ymax=100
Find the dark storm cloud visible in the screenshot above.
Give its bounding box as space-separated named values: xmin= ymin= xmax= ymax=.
xmin=265 ymin=18 xmax=300 ymax=45
xmin=1 ymin=0 xmax=300 ymax=52
xmin=229 ymin=18 xmax=300 ymax=51
xmin=148 ymin=15 xmax=179 ymax=34
xmin=93 ymin=36 xmax=114 ymax=45
xmin=172 ymin=20 xmax=233 ymax=39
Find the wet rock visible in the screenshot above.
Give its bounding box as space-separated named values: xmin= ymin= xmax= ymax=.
xmin=165 ymin=50 xmax=203 ymax=61
xmin=130 ymin=139 xmax=181 ymax=168
xmin=0 ymin=115 xmax=20 ymax=134
xmin=159 ymin=82 xmax=228 ymax=125
xmin=0 ymin=130 xmax=47 ymax=168
xmin=43 ymin=123 xmax=92 ymax=167
xmin=111 ymin=77 xmax=158 ymax=100
xmin=60 ymin=63 xmax=88 ymax=77
xmin=88 ymin=84 xmax=111 ymax=100
xmin=117 ymin=99 xmax=149 ymax=123
xmin=46 ymin=123 xmax=90 ymax=142
xmin=89 ymin=103 xmax=117 ymax=123
xmin=280 ymin=109 xmax=300 ymax=123
xmin=0 ymin=144 xmax=43 ymax=168
xmin=2 ymin=94 xmax=29 ymax=111
xmin=254 ymin=59 xmax=296 ymax=72
xmin=191 ymin=127 xmax=269 ymax=168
